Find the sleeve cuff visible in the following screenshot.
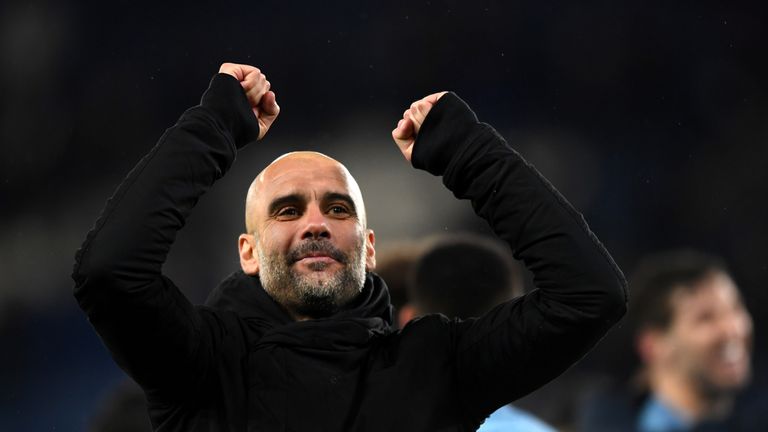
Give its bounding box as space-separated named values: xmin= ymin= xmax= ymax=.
xmin=199 ymin=73 xmax=261 ymax=148
xmin=411 ymin=92 xmax=480 ymax=176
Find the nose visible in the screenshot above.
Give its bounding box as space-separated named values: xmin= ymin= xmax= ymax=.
xmin=301 ymin=204 xmax=331 ymax=240
xmin=721 ymin=309 xmax=752 ymax=340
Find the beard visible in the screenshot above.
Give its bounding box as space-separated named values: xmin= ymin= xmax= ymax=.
xmin=257 ymin=237 xmax=367 ymax=319
xmin=690 ymin=347 xmax=752 ymax=400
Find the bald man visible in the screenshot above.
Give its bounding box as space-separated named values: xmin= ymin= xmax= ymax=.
xmin=73 ymin=63 xmax=627 ymax=431
xmin=237 ymin=152 xmax=375 ymax=321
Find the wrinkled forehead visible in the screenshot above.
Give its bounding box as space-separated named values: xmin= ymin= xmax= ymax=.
xmin=262 ymin=158 xmax=357 ymax=197
xmin=246 ymin=152 xmax=367 ymax=228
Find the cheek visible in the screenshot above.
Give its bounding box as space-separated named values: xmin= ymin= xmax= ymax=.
xmin=684 ymin=323 xmax=719 ymax=348
xmin=331 ymin=221 xmax=365 ymax=246
xmin=739 ymin=313 xmax=754 ymax=339
xmin=666 ymin=327 xmax=712 ymax=361
xmin=259 ymin=224 xmax=296 ymax=254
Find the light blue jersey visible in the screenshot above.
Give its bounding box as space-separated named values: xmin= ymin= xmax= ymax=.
xmin=637 ymin=394 xmax=692 ymax=432
xmin=479 ymin=404 xmax=557 ymax=432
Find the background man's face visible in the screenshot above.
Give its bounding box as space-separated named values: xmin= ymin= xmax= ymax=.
xmin=662 ymin=272 xmax=753 ymax=395
xmin=248 ymin=154 xmax=373 ymax=318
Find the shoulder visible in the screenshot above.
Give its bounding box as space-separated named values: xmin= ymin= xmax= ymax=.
xmin=577 ymin=380 xmax=642 ymax=432
xmin=388 ymin=314 xmax=456 ymax=355
xmin=399 ymin=313 xmax=454 ymax=336
xmin=195 ymin=305 xmax=264 ymax=349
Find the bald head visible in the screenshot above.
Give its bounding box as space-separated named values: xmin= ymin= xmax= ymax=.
xmin=245 ymin=151 xmax=367 ymax=235
xmin=238 ymin=151 xmax=375 ymax=319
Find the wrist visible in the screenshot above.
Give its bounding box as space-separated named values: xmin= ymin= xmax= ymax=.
xmin=199 ymin=74 xmax=261 ymax=148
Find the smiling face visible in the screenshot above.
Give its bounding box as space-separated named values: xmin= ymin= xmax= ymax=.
xmin=652 ymin=272 xmax=753 ymax=396
xmin=238 ymin=152 xmax=375 ymax=320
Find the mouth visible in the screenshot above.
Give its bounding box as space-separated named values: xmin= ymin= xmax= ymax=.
xmin=295 ymin=254 xmax=338 ymax=265
xmin=716 ymin=341 xmax=747 ymax=367
xmin=288 ymin=241 xmax=347 ymax=266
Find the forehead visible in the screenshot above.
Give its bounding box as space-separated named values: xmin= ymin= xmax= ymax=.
xmin=255 ymin=155 xmax=362 ymax=208
xmin=670 ymin=272 xmax=743 ymax=319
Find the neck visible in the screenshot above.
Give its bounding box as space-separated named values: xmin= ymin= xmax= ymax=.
xmin=649 ymin=367 xmax=735 ymax=422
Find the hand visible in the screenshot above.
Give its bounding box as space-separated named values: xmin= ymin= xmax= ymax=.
xmin=391 ymin=91 xmax=447 ymax=162
xmin=219 ymin=63 xmax=280 ymax=140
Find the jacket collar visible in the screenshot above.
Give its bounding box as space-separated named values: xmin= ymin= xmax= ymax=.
xmin=204 ymin=270 xmax=395 ymax=349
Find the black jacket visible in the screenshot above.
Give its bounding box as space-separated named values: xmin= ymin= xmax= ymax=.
xmin=73 ymin=73 xmax=628 ymax=431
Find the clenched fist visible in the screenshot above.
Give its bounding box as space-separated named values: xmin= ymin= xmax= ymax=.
xmin=219 ymin=63 xmax=280 ymax=140
xmin=391 ymin=91 xmax=447 ymax=162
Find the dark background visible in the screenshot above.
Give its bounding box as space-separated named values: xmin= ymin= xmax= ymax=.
xmin=1 ymin=0 xmax=767 ymax=430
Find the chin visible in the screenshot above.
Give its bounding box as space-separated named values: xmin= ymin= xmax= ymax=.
xmin=709 ymin=367 xmax=751 ymax=393
xmin=299 ymin=270 xmax=338 ymax=286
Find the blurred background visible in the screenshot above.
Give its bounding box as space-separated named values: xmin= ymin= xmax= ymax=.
xmin=1 ymin=0 xmax=767 ymax=430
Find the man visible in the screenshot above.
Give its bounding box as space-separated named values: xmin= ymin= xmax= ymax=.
xmin=580 ymin=250 xmax=760 ymax=431
xmin=398 ymin=234 xmax=521 ymax=326
xmin=399 ymin=233 xmax=555 ymax=432
xmin=73 ymin=62 xmax=627 ymax=431
xmin=369 ymin=240 xmax=426 ymax=328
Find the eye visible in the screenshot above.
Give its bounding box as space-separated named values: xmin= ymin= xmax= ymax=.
xmin=328 ymin=205 xmax=350 ymax=216
xmin=276 ymin=207 xmax=300 ymax=219
xmin=693 ymin=309 xmax=716 ymax=325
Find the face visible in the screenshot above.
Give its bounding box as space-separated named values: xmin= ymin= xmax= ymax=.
xmin=239 ymin=152 xmax=375 ymax=319
xmin=658 ymin=272 xmax=753 ymax=396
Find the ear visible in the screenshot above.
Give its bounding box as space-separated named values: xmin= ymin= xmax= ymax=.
xmin=238 ymin=233 xmax=260 ymax=275
xmin=636 ymin=328 xmax=665 ymax=365
xmin=364 ymin=229 xmax=376 ymax=271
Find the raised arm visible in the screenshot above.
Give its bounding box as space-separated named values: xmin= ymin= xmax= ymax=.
xmin=71 ymin=63 xmax=278 ymax=395
xmin=393 ymin=92 xmax=628 ymax=420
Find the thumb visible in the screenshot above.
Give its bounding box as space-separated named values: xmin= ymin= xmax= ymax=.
xmin=392 ymin=117 xmax=414 ymax=141
xmin=391 ymin=117 xmax=415 ymax=162
xmin=260 ymin=91 xmax=279 ymax=116
xmin=256 ymin=91 xmax=280 ymax=140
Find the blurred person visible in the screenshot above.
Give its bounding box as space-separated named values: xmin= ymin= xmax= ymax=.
xmin=370 ymin=240 xmax=427 ymax=328
xmin=579 ymin=250 xmax=762 ymax=431
xmin=400 ymin=233 xmax=555 ymax=432
xmin=72 ymin=62 xmax=626 ymax=431
xmin=398 ymin=233 xmax=520 ymax=325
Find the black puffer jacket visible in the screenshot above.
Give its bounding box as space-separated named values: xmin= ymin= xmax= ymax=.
xmin=73 ymin=73 xmax=627 ymax=431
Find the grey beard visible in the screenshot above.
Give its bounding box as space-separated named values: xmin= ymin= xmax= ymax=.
xmin=257 ymin=239 xmax=366 ymax=319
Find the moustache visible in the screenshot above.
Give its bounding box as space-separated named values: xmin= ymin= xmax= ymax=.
xmin=287 ymin=240 xmax=347 ymax=264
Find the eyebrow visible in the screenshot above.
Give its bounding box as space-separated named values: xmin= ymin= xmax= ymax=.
xmin=266 ymin=192 xmax=358 ymax=216
xmin=267 ymin=193 xmax=307 ymax=216
xmin=323 ymin=192 xmax=357 ymax=215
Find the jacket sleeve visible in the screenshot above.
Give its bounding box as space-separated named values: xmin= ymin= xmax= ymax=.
xmin=411 ymin=93 xmax=628 ymax=420
xmin=71 ymin=74 xmax=260 ymax=397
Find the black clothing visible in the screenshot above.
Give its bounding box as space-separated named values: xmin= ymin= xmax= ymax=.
xmin=73 ymin=74 xmax=627 ymax=431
